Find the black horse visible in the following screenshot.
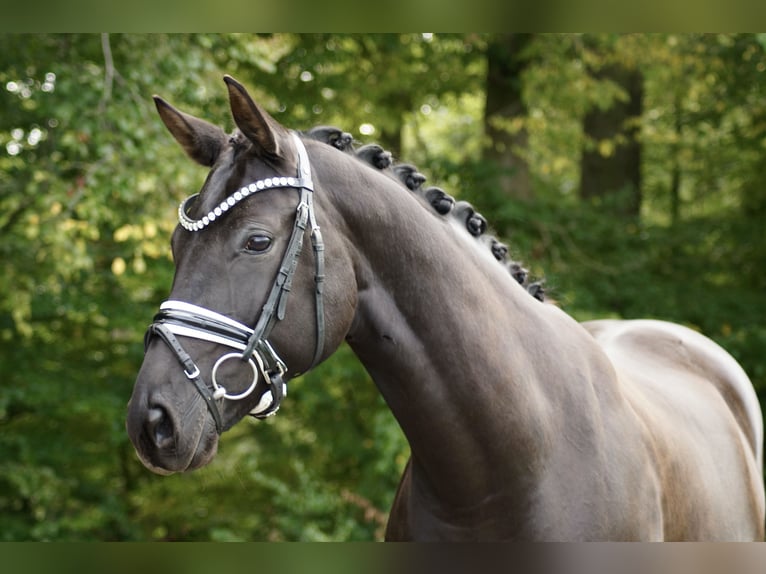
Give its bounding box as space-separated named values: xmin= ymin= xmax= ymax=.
xmin=127 ymin=76 xmax=764 ymax=541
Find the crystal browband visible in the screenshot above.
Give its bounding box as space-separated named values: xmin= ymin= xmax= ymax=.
xmin=178 ymin=175 xmax=313 ymax=232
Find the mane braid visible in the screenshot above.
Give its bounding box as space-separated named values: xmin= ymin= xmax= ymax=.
xmin=304 ymin=125 xmax=547 ymax=303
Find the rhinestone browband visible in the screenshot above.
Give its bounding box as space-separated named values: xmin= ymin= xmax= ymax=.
xmin=178 ymin=176 xmax=311 ymax=232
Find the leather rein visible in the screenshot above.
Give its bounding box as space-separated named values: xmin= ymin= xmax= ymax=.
xmin=144 ymin=133 xmax=325 ymax=433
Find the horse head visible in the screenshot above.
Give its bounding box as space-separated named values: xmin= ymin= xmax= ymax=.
xmin=126 ymin=76 xmax=356 ymax=474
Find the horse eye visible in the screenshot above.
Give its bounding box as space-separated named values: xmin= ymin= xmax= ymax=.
xmin=244 ymin=235 xmax=272 ymax=253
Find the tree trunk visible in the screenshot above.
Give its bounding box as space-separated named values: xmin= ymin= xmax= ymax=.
xmin=483 ymin=33 xmax=534 ymax=200
xmin=670 ymin=91 xmax=682 ymax=226
xmin=580 ymin=64 xmax=644 ymax=218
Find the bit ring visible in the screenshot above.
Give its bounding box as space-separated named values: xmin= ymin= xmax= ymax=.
xmin=211 ymin=352 xmax=263 ymax=401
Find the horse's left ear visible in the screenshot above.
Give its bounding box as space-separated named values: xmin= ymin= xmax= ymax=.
xmin=224 ymin=75 xmax=289 ymax=158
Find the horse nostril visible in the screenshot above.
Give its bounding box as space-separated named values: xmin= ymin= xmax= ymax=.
xmin=147 ymin=406 xmax=174 ymax=449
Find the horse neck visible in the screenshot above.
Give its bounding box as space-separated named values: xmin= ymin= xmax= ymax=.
xmin=319 ymin=151 xmax=581 ymax=512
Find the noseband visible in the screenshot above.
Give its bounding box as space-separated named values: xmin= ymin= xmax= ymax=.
xmin=144 ymin=133 xmax=325 ymax=432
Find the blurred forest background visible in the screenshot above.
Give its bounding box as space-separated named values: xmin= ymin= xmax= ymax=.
xmin=1 ymin=33 xmax=765 ymax=541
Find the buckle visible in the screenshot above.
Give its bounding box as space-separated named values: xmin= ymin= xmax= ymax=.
xmin=184 ymin=365 xmax=201 ymax=379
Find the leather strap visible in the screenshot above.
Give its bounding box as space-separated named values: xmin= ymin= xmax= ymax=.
xmin=241 ymin=133 xmax=325 ymax=372
xmin=147 ymin=323 xmax=224 ymax=433
xmin=309 ymin=190 xmax=326 ymax=368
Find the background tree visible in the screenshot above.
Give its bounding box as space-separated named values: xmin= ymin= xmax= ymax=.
xmin=204 ymin=34 xmax=484 ymax=159
xmin=482 ymin=33 xmax=535 ymax=200
xmin=579 ymin=35 xmax=644 ymax=218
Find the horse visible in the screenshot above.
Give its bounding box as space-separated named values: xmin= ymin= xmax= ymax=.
xmin=126 ymin=75 xmax=765 ymax=541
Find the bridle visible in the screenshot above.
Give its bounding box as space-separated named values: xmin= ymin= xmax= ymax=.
xmin=144 ymin=132 xmax=325 ymax=433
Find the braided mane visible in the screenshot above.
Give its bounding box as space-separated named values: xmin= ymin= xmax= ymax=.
xmin=304 ymin=126 xmax=546 ymax=302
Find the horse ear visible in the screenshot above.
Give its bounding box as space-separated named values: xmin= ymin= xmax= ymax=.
xmin=224 ymin=75 xmax=288 ymax=157
xmin=153 ymin=96 xmax=227 ymax=167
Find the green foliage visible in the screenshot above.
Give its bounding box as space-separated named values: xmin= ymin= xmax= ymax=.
xmin=2 ymin=33 xmax=765 ymax=541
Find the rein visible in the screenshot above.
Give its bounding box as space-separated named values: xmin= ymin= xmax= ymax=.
xmin=144 ymin=133 xmax=325 ymax=432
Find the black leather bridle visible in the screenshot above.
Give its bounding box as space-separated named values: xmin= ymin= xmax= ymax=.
xmin=144 ymin=133 xmax=325 ymax=433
